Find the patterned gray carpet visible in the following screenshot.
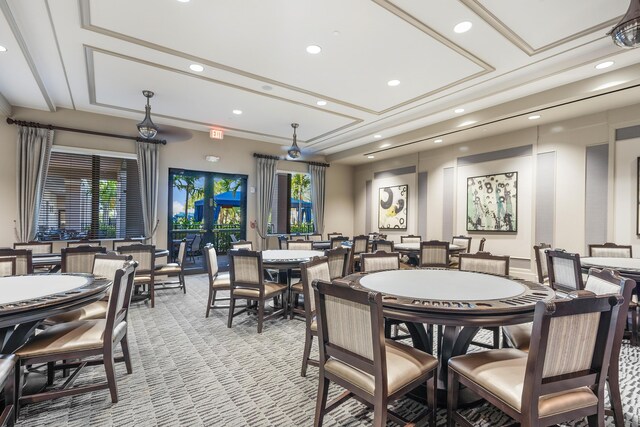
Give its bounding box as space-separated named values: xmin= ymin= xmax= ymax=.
xmin=15 ymin=275 xmax=640 ymax=426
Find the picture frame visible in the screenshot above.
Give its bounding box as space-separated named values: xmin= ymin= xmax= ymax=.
xmin=466 ymin=171 xmax=517 ymax=232
xmin=378 ymin=184 xmax=408 ymax=230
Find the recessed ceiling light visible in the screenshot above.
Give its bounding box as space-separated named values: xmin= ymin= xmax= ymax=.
xmin=176 ymin=0 xmax=190 ymax=3
xmin=454 ymin=108 xmax=465 ymax=114
xmin=434 ymin=139 xmax=443 ymax=143
xmin=232 ymin=109 xmax=243 ymax=115
xmin=457 ymin=120 xmax=477 ymax=127
xmin=0 ymin=45 xmax=6 ymax=52
xmin=367 ymin=155 xmax=375 ymax=159
xmin=454 ymin=21 xmax=472 ymax=33
xmin=528 ymin=115 xmax=541 ymax=120
xmin=374 ymin=134 xmax=382 ymax=139
xmin=595 ymin=61 xmax=614 ymax=70
xmin=316 ymin=100 xmax=327 ymax=106
xmin=205 ymin=155 xmax=220 ymax=162
xmin=306 ymin=45 xmax=322 ymax=54
xmin=189 ymin=64 xmax=204 ymax=72
xmin=387 ymin=79 xmax=400 ymax=87
xmin=380 ymin=143 xmax=391 ymax=148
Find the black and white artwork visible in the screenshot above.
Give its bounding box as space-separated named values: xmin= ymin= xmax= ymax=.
xmin=378 ymin=185 xmax=407 ymax=230
xmin=466 ymin=172 xmax=517 ymax=232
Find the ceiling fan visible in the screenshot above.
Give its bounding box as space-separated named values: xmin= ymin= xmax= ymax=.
xmin=136 ymin=90 xmax=192 ymax=143
xmin=283 ymin=123 xmax=312 ymax=159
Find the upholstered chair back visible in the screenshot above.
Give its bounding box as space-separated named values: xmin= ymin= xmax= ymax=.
xmin=327 ymin=232 xmax=342 ymax=240
xmin=231 ymin=241 xmax=253 ymax=250
xmin=372 ymin=240 xmax=394 ymax=253
xmin=229 ymin=250 xmax=263 ymax=286
xmin=458 ymin=252 xmax=509 ymax=276
xmin=105 ymin=261 xmax=137 ymax=338
xmin=401 ymin=235 xmax=421 ymax=244
xmin=324 ymin=247 xmax=350 ymax=280
xmin=13 ymin=241 xmax=52 ymax=254
xmin=67 ymin=240 xmax=102 ymax=248
xmin=0 ymin=249 xmax=33 ymax=275
xmin=204 ymin=244 xmax=219 ymax=278
xmin=361 ymin=251 xmax=400 ymax=273
xmin=307 ymin=234 xmax=322 ymax=242
xmin=330 ymin=236 xmax=348 ymax=249
xmin=451 ymin=235 xmax=472 ymax=253
xmin=301 ymin=257 xmax=331 ymax=313
xmin=534 ymin=243 xmax=551 ymax=284
xmin=546 ymin=250 xmax=583 ymax=292
xmin=0 ymin=257 xmax=16 ymax=277
xmin=352 ymin=235 xmax=369 ymax=255
xmin=419 ymin=241 xmax=449 ymax=267
xmin=116 ymin=244 xmax=155 ymax=273
xmin=286 ymin=240 xmax=313 ymax=250
xmin=62 ymin=246 xmax=107 ymax=274
xmin=588 ymin=243 xmax=632 ymax=258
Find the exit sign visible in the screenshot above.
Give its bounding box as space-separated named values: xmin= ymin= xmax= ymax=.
xmin=210 ymin=129 xmax=224 ymax=140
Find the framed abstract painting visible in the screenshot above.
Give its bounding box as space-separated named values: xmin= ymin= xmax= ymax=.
xmin=466 ymin=172 xmax=517 ymax=232
xmin=378 ymin=184 xmax=407 ymax=230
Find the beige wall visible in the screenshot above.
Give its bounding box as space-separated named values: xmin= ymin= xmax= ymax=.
xmin=353 ymin=103 xmax=640 ymax=278
xmin=0 ymin=107 xmax=354 ymax=250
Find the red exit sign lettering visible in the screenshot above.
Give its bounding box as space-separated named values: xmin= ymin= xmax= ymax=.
xmin=210 ymin=129 xmax=224 ymax=140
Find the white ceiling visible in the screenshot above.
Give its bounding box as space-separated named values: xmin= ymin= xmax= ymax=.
xmin=0 ymin=0 xmax=639 ymax=163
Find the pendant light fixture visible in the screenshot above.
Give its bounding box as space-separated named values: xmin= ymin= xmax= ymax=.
xmin=609 ymin=0 xmax=640 ymax=48
xmin=137 ymin=90 xmax=159 ymax=139
xmin=287 ymin=123 xmax=301 ymax=159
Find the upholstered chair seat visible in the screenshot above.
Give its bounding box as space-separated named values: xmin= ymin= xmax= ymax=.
xmin=325 ymin=340 xmax=438 ymax=396
xmin=449 ymin=348 xmax=597 ymax=417
xmin=233 ymin=282 xmax=286 ymax=298
xmin=291 ymin=281 xmax=303 ymax=293
xmin=0 ymin=354 xmax=16 ymax=427
xmin=211 ymin=271 xmax=230 ymax=289
xmin=47 ymin=301 xmax=109 ymax=324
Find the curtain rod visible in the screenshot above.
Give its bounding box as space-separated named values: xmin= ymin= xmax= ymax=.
xmin=6 ymin=118 xmax=167 ymax=145
xmin=253 ymin=153 xmax=329 ymax=168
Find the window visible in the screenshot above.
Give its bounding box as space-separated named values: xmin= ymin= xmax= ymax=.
xmin=37 ymin=150 xmax=144 ymax=241
xmin=269 ymin=172 xmax=313 ymax=234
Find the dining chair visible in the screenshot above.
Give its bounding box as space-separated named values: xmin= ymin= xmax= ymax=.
xmin=458 ymin=252 xmax=510 ymax=348
xmin=155 ymin=239 xmax=187 ymax=294
xmin=533 ymin=243 xmax=552 ymax=284
xmin=448 ymin=291 xmax=624 ymax=427
xmin=502 ymin=267 xmax=635 ymax=427
xmin=61 ymin=246 xmax=107 ymax=274
xmin=117 ymin=244 xmax=156 ymax=307
xmin=46 ymin=253 xmax=132 ymax=324
xmin=400 ymin=234 xmax=421 ymax=244
xmin=187 ymin=234 xmax=201 ymax=262
xmin=419 ymin=240 xmax=450 ymax=267
xmin=372 ymin=239 xmax=394 ymax=253
xmin=111 ymin=238 xmax=143 ymax=251
xmin=0 ymin=257 xmax=16 ymax=277
xmin=0 ymin=354 xmax=15 ymax=427
xmin=228 ymin=250 xmax=287 ymax=333
xmin=546 ymin=249 xmax=584 ymax=293
xmin=313 ymin=279 xmax=437 ymax=426
xmin=299 ymin=256 xmax=331 ymax=377
xmin=330 ymin=236 xmax=348 ymax=249
xmin=450 ymin=235 xmax=472 ymax=267
xmin=0 ymin=249 xmax=32 ymax=275
xmin=307 ymin=233 xmax=323 ymax=242
xmin=478 ymin=237 xmax=486 ymax=252
xmin=324 ymin=247 xmax=350 ymax=279
xmin=588 ymin=242 xmax=633 ymax=258
xmin=66 ymin=239 xmax=102 ymax=248
xmin=204 ymin=244 xmax=232 ymax=317
xmin=361 ymin=251 xmax=400 ymax=273
xmin=286 ymin=240 xmax=313 ymax=250
xmin=326 ymin=232 xmax=342 ymax=240
xmin=231 ymin=240 xmax=253 ymax=250
xmin=15 ymin=261 xmax=137 ymax=410
xmin=13 ymin=241 xmax=52 ymax=254
xmin=350 ymin=235 xmax=370 ymax=272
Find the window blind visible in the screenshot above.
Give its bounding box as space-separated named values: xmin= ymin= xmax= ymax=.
xmin=37 ymin=151 xmax=144 ymax=241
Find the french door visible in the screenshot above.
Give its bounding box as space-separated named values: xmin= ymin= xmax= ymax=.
xmin=168 ymin=168 xmax=247 ymax=273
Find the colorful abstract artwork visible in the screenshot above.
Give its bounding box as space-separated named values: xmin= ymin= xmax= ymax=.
xmin=466 ymin=172 xmax=517 ymax=232
xmin=378 ymin=185 xmax=407 ymax=230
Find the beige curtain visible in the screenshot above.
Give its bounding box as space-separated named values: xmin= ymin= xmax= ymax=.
xmin=309 ymin=164 xmax=327 ymax=235
xmin=16 ymin=126 xmax=54 ymax=242
xmin=136 ymin=142 xmax=159 ymax=243
xmin=255 ymin=156 xmax=277 ymax=249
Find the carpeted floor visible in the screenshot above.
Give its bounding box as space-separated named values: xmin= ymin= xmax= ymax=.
xmin=15 ymin=274 xmax=640 ymax=426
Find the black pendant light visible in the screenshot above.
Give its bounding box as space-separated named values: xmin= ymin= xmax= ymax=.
xmin=287 ymin=123 xmax=301 ymax=159
xmin=609 ymin=0 xmax=640 ymax=48
xmin=137 ymin=90 xmax=159 ymax=139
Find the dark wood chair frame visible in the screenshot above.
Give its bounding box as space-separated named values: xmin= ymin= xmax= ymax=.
xmin=478 ymin=237 xmax=486 ymax=252
xmin=330 ymin=236 xmax=349 ymax=249
xmin=15 ymin=262 xmax=137 ymax=412
xmin=204 ymin=244 xmax=245 ymax=316
xmin=371 ymin=240 xmax=394 ymax=253
xmin=419 ymin=240 xmax=450 ymax=268
xmin=230 ymin=240 xmax=253 ymax=250
xmin=307 ymin=233 xmax=323 ymax=241
xmin=451 ymin=235 xmax=472 ymax=253
xmin=66 ymin=239 xmax=102 ymax=248
xmin=12 ymin=241 xmax=53 ymax=254
xmin=533 ymin=243 xmax=552 ymax=284
xmin=285 ymin=240 xmax=314 ymax=250
xmin=154 ymin=239 xmax=187 ymax=294
xmin=61 ymin=246 xmax=108 ymax=273
xmin=350 ymin=235 xmax=370 ymax=273
xmin=588 ymin=242 xmax=633 ymax=258
xmin=227 ymin=250 xmax=287 ymax=333
xmin=326 ymin=232 xmax=343 ymax=240
xmin=448 ymin=291 xmax=624 ymax=427
xmin=400 ymin=235 xmax=422 ymax=243
xmin=117 ymin=244 xmax=157 ymax=307
xmin=360 ymin=250 xmax=400 ymax=273
xmin=111 ymin=238 xmax=144 ymax=251
xmin=0 ymin=249 xmax=32 ymax=275
xmin=0 ymin=257 xmax=16 ymax=277
xmin=323 ymin=247 xmax=350 ymax=280
xmin=313 ymin=279 xmax=437 ymax=427
xmin=0 ymin=354 xmax=15 ymax=427
xmin=300 ymin=256 xmax=330 ymax=377
xmin=546 ymin=249 xmax=584 ymax=293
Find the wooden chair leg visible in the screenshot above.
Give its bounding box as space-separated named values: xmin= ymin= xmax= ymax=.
xmin=257 ymin=300 xmax=265 ymax=333
xmin=181 ymin=273 xmax=186 ymax=294
xmin=206 ymin=288 xmax=214 ymax=318
xmin=3 ymin=360 xmax=15 ymax=427
xmin=428 ymin=372 xmax=437 ymax=427
xmin=372 ymin=395 xmax=387 ymax=427
xmin=120 ymin=335 xmax=133 ymax=375
xmin=227 ymin=297 xmax=236 ymax=328
xmin=150 ymin=282 xmax=155 ymax=308
xmin=103 ymin=348 xmax=118 ymax=403
xmin=314 ymin=376 xmax=330 ymax=427
xmin=14 ymin=364 xmax=23 ymax=420
xmin=301 ymin=329 xmax=313 ymax=377
xmin=493 ymin=327 xmax=501 ymax=349
xmin=47 ymin=361 xmax=55 ymax=385
xmin=447 ymin=369 xmax=459 ymax=427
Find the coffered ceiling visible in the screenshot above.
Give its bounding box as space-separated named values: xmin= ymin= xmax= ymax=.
xmin=1 ymin=0 xmax=639 ymax=163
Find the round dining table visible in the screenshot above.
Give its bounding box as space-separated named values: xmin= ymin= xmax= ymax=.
xmin=394 ymin=242 xmax=464 ymax=255
xmin=0 ymin=273 xmax=111 ymax=353
xmin=343 ymin=268 xmax=555 ymax=404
